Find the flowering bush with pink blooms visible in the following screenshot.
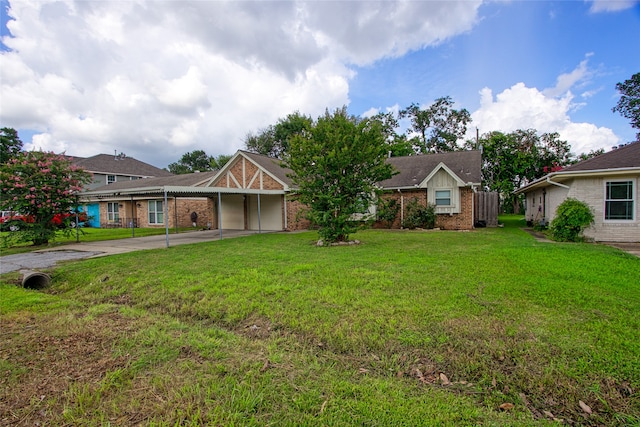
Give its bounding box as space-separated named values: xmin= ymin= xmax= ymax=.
xmin=0 ymin=151 xmax=92 ymax=246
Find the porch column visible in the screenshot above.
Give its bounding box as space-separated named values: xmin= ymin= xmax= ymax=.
xmin=218 ymin=192 xmax=223 ymax=240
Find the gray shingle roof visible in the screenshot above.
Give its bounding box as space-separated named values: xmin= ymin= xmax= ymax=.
xmin=561 ymin=142 xmax=640 ymax=172
xmin=379 ymin=150 xmax=482 ymax=189
xmin=87 ymin=170 xmax=218 ymax=192
xmin=73 ymin=154 xmax=173 ymax=177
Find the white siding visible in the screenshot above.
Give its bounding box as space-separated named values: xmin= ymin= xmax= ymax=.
xmin=427 ymin=169 xmax=460 ymax=214
xmin=247 ymin=195 xmax=283 ymax=231
xmin=220 ymin=194 xmax=245 ymax=229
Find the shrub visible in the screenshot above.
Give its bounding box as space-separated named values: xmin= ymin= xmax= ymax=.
xmin=402 ymin=198 xmax=436 ymax=229
xmin=376 ymin=197 xmax=400 ymax=228
xmin=550 ymin=198 xmax=594 ymax=242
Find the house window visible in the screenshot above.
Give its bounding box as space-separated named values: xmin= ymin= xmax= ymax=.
xmin=435 ymin=190 xmax=451 ymax=206
xmin=605 ymin=181 xmax=634 ymax=220
xmin=148 ymin=200 xmax=164 ymax=224
xmin=107 ymin=202 xmax=119 ymax=222
xmin=107 ymin=175 xmax=116 ymax=184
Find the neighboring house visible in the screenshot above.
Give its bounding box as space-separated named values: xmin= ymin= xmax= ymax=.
xmin=74 ymin=153 xmax=173 ymax=190
xmin=515 ymin=142 xmax=640 ymax=242
xmin=74 ymin=153 xmax=173 ymax=227
xmin=377 ymin=150 xmax=483 ymax=230
xmin=81 ymin=149 xmax=485 ymax=232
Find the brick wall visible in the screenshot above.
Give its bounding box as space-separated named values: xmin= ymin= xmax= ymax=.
xmin=285 ymin=198 xmax=312 ymax=231
xmin=372 ymin=188 xmax=474 ymax=230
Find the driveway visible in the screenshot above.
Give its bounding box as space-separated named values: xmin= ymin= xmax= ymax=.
xmin=0 ymin=229 xmax=260 ymax=274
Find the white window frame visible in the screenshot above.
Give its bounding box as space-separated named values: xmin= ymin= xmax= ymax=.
xmin=148 ymin=200 xmax=164 ymax=225
xmin=435 ymin=189 xmax=452 ymax=206
xmin=107 ymin=202 xmax=119 ymax=222
xmin=107 ymin=175 xmax=116 ymax=185
xmin=605 ymin=180 xmax=634 ymax=221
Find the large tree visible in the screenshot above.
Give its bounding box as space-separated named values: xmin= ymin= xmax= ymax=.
xmin=1 ymin=151 xmax=92 ymax=245
xmin=167 ymin=150 xmax=231 ymax=174
xmin=399 ymin=96 xmax=471 ymax=153
xmin=612 ymin=72 xmax=640 ymax=140
xmin=480 ymin=129 xmax=573 ymax=213
xmin=168 ymin=150 xmax=214 ymax=174
xmin=245 ymin=111 xmax=313 ymax=159
xmin=1 ymin=127 xmax=23 ymax=164
xmin=284 ymin=107 xmax=395 ymax=243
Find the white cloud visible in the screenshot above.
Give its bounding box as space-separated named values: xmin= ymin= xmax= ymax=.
xmin=588 ymin=0 xmax=640 ymax=13
xmin=0 ymin=0 xmax=483 ymax=168
xmin=471 ymin=83 xmax=619 ymax=155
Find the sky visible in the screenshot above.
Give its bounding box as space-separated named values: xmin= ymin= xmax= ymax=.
xmin=1 ymin=0 xmax=639 ymax=170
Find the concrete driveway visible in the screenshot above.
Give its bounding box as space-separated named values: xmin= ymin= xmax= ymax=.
xmin=0 ymin=229 xmax=260 ymax=274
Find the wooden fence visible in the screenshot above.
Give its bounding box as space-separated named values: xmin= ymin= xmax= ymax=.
xmin=474 ymin=191 xmax=499 ymax=227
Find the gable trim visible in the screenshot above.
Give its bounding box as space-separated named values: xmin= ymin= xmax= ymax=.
xmin=419 ymin=162 xmax=468 ymax=188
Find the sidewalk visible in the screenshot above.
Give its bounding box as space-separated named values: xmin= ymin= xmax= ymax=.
xmin=0 ymin=229 xmax=260 ymax=274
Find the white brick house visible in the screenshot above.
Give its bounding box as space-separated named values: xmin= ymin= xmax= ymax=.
xmin=515 ymin=142 xmax=640 ymax=242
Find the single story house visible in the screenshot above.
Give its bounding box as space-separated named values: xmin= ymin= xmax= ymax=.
xmin=515 ymin=141 xmax=640 ymax=242
xmin=81 ymin=149 xmax=485 ymax=232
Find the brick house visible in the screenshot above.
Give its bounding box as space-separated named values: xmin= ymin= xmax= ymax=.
xmin=81 ymin=149 xmax=483 ymax=232
xmin=515 ymin=141 xmax=640 ymax=242
xmin=73 ymin=153 xmax=173 ymax=227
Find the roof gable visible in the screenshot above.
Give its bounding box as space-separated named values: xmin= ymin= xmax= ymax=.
xmin=204 ymin=151 xmax=293 ymax=190
xmin=420 ymin=162 xmax=468 ymax=187
xmin=379 ymin=150 xmax=482 ymax=189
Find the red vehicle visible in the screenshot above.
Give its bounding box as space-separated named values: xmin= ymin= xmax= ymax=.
xmin=0 ymin=210 xmax=88 ymax=231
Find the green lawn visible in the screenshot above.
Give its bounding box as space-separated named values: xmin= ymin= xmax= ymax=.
xmin=1 ymin=216 xmax=638 ymax=426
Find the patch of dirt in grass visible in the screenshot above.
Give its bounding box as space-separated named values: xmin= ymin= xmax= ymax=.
xmin=0 ymin=312 xmax=134 ymax=426
xmin=234 ymin=315 xmax=273 ymax=340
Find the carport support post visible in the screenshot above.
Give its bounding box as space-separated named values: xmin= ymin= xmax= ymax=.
xmin=218 ymin=192 xmax=222 ymax=240
xmin=257 ymin=193 xmax=262 ymax=233
xmin=164 ymin=189 xmax=169 ymax=248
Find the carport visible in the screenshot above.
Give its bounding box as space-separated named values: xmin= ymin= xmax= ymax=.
xmin=80 ymin=185 xmax=287 ymax=248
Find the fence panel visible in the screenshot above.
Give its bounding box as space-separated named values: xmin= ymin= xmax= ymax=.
xmin=475 ymin=191 xmax=499 ymax=227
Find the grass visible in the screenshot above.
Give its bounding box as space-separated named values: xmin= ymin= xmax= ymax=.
xmin=1 ymin=216 xmax=638 ymax=425
xmin=0 ymin=226 xmax=197 ymax=256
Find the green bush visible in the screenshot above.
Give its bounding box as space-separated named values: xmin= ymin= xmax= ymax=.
xmin=376 ymin=197 xmax=400 ymax=228
xmin=402 ymin=198 xmax=436 ymax=229
xmin=550 ymin=198 xmax=594 ymax=242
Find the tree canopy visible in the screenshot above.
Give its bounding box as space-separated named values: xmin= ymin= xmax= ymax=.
xmin=1 ymin=149 xmax=92 ymax=246
xmin=613 ymin=72 xmax=640 ymax=140
xmin=1 ymin=127 xmax=24 ymax=164
xmin=245 ymin=112 xmax=313 ymax=159
xmin=284 ymin=107 xmax=395 ymax=243
xmin=399 ymin=96 xmax=471 ymax=153
xmin=167 ymin=150 xmax=231 ymax=174
xmin=480 ymin=129 xmax=573 ymax=213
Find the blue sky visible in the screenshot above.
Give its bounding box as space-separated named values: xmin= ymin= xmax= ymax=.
xmin=1 ymin=0 xmax=639 ymax=169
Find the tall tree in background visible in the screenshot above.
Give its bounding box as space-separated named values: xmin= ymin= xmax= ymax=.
xmin=168 ymin=150 xmax=214 ymax=174
xmin=167 ymin=151 xmax=231 ymax=174
xmin=480 ymin=129 xmax=573 ymax=213
xmin=1 ymin=127 xmax=23 ymax=163
xmin=612 ymin=72 xmax=640 ymax=140
xmin=399 ymin=96 xmax=471 ymax=153
xmin=370 ymin=111 xmax=414 ymax=157
xmin=284 ymin=107 xmax=395 ymax=243
xmin=245 ymin=111 xmax=313 ymax=159
xmin=1 ymin=151 xmax=92 ymax=246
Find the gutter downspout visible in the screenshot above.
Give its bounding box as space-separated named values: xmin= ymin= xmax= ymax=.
xmin=469 ymin=184 xmax=478 ymax=229
xmin=546 ymin=176 xmax=570 ymax=189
